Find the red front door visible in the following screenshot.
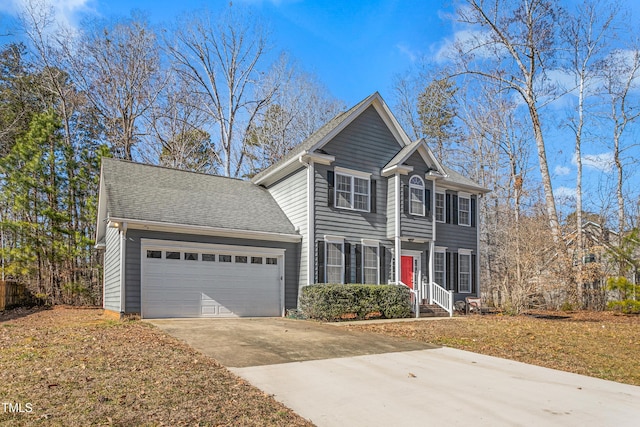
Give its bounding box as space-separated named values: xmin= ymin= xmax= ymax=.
xmin=401 ymin=256 xmax=414 ymax=289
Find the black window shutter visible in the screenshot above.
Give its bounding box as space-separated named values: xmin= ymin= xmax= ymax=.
xmin=317 ymin=240 xmax=325 ymax=283
xmin=471 ymin=196 xmax=477 ymax=228
xmin=426 ymin=189 xmax=431 ymax=217
xmin=355 ymin=244 xmax=363 ymax=283
xmin=344 ymin=243 xmax=351 ymax=284
xmin=424 ymin=250 xmax=430 ymax=279
xmin=370 ymin=180 xmax=377 ymax=213
xmin=446 ymin=252 xmax=451 ymax=290
xmin=403 ymin=183 xmax=409 ymax=214
xmin=471 ymin=254 xmax=477 ymax=294
xmin=452 ymin=195 xmax=459 ymax=225
xmin=380 ymin=246 xmax=386 ymax=284
xmin=446 ymin=193 xmax=451 ymax=223
xmin=453 ymin=252 xmax=459 ymax=293
xmin=327 ymin=171 xmax=335 ymax=207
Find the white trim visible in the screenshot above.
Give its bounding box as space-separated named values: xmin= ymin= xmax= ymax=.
xmin=307 ymin=161 xmax=315 ymax=287
xmin=334 ymin=170 xmax=371 ymax=212
xmin=301 ymin=152 xmax=335 ymax=165
xmin=324 ymin=239 xmax=345 ymax=284
xmin=394 ymin=173 xmax=401 ymax=285
xmin=253 ymin=153 xmax=304 ymax=186
xmin=458 ymin=251 xmax=472 ymax=293
xmin=106 ymin=217 xmax=301 ymax=243
xmin=119 ymin=223 xmax=127 ymax=314
xmin=401 ymin=249 xmax=423 ymax=257
xmin=458 ymin=248 xmax=473 ymax=255
xmin=458 ymin=194 xmax=471 ymax=227
xmin=382 ymin=164 xmax=413 ymax=176
xmin=334 ymin=166 xmax=372 ymax=179
xmin=324 ymin=235 xmax=344 ymax=243
xmin=435 ymin=190 xmax=446 ymax=223
xmin=408 ymin=175 xmax=426 ymax=216
xmin=361 ymin=238 xmax=380 ymax=246
xmin=435 ymin=246 xmax=448 ymax=251
xmin=400 ymin=250 xmax=422 ymax=294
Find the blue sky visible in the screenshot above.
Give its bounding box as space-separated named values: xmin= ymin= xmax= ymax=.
xmin=2 ymin=0 xmax=640 ymax=220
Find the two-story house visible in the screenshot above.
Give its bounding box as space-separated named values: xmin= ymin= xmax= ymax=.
xmin=96 ymin=92 xmax=489 ymax=319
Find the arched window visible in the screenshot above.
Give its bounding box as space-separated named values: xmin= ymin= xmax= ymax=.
xmin=409 ymin=175 xmax=425 ymax=216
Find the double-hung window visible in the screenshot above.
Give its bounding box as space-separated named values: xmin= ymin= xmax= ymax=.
xmin=435 ymin=191 xmax=445 ymax=222
xmin=458 ymin=193 xmax=471 ymax=226
xmin=334 ymin=168 xmax=370 ymax=212
xmin=362 ymin=243 xmax=379 ymax=284
xmin=434 ymin=248 xmax=446 ymax=287
xmin=409 ymin=175 xmax=425 ymax=216
xmin=459 ymin=251 xmax=472 ymax=293
xmin=326 ymin=240 xmax=344 ymax=283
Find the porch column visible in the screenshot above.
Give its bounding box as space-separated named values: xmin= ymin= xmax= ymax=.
xmin=429 ymin=240 xmax=435 ymax=304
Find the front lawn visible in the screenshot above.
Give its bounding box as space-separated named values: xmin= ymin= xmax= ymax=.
xmin=0 ymin=307 xmax=313 ymax=426
xmin=346 ymin=310 xmax=640 ymax=386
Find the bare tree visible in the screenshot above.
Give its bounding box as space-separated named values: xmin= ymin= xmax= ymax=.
xmin=64 ymin=12 xmax=164 ymax=160
xmin=454 ymin=0 xmax=565 ymax=247
xmin=598 ymin=45 xmax=640 ymax=248
xmin=166 ymin=6 xmax=277 ymax=177
xmin=560 ymin=0 xmax=619 ymax=305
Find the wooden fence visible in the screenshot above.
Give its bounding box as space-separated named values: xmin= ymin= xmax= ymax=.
xmin=0 ymin=281 xmax=30 ymax=311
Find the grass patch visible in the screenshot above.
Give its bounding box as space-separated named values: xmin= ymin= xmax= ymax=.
xmin=346 ymin=310 xmax=640 ymax=386
xmin=0 ymin=306 xmax=313 ymax=426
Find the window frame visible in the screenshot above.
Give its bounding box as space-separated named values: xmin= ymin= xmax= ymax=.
xmin=362 ymin=242 xmax=379 ymax=284
xmin=458 ymin=251 xmax=472 ymax=293
xmin=458 ymin=193 xmax=471 ymax=227
xmin=325 ymin=238 xmax=344 ymax=284
xmin=435 ymin=191 xmax=446 ymax=223
xmin=434 ymin=248 xmax=446 ymax=287
xmin=334 ymin=167 xmax=371 ymax=212
xmin=408 ymin=175 xmax=425 ymax=216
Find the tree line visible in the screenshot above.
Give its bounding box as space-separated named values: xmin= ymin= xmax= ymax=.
xmin=0 ymin=1 xmax=344 ymax=304
xmin=392 ymin=0 xmax=640 ymax=312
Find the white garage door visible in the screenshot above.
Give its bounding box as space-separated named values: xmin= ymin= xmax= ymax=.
xmin=141 ymin=240 xmax=284 ymax=318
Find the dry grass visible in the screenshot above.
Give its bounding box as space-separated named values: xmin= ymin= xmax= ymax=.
xmin=0 ymin=307 xmax=313 ymax=426
xmin=346 ymin=310 xmax=640 ymax=386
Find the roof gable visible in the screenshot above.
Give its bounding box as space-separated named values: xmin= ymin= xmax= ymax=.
xmin=252 ymin=92 xmax=411 ymax=186
xmin=383 ymin=138 xmax=446 ymax=176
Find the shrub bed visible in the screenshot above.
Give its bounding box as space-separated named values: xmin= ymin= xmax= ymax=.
xmin=299 ymin=284 xmax=412 ymax=322
xmin=608 ymin=300 xmax=640 ymax=314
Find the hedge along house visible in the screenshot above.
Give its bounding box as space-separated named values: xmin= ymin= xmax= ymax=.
xmin=96 ymin=92 xmax=489 ymax=319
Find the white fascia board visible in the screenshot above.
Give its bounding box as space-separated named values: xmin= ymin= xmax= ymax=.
xmin=361 ymin=238 xmax=380 ymax=246
xmin=382 ymin=164 xmax=413 ymax=177
xmin=253 ymin=153 xmax=307 ymax=186
xmin=95 ymin=165 xmax=108 ymax=244
xmin=301 ymin=152 xmax=335 ymax=165
xmin=324 ymin=234 xmax=344 ymax=243
xmin=108 ymin=217 xmax=302 ymax=243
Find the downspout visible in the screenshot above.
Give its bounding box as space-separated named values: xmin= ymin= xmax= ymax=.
xmin=394 ymin=173 xmax=401 ymax=285
xmin=119 ymin=222 xmax=128 ymax=316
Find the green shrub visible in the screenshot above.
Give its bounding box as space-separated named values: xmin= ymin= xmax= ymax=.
xmin=299 ymin=284 xmax=411 ymax=322
xmin=607 ymin=300 xmax=640 ymax=314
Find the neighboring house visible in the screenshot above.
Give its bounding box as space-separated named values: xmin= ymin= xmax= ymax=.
xmin=95 ymin=92 xmax=489 ymax=319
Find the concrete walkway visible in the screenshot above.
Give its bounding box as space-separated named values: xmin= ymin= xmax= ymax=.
xmin=150 ymin=318 xmax=640 ymax=426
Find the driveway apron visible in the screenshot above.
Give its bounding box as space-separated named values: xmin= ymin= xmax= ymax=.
xmin=150 ymin=318 xmax=640 ymax=426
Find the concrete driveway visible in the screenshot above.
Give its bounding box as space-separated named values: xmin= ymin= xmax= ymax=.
xmin=150 ymin=318 xmax=640 ymax=426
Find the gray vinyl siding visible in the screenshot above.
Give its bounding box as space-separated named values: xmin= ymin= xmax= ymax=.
xmin=267 ymin=168 xmax=308 ymax=287
xmin=103 ymin=226 xmax=121 ymax=312
xmin=435 ymin=193 xmax=478 ymax=252
xmin=315 ymin=105 xmax=401 ymax=241
xmin=123 ymin=230 xmax=300 ymax=314
xmin=400 ymin=152 xmax=433 ymax=241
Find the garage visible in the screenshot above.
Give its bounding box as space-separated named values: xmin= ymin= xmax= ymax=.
xmin=141 ymin=240 xmax=284 ymax=318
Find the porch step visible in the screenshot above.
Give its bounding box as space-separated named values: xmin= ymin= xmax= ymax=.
xmin=417 ymin=304 xmax=450 ymax=318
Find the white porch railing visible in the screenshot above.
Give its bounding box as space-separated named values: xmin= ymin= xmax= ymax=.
xmin=424 ymin=281 xmax=453 ymax=317
xmin=398 ymin=281 xmax=420 ymax=318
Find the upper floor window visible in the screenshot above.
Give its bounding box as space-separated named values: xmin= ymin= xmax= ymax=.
xmin=409 ymin=175 xmax=425 ymax=216
xmin=435 ymin=191 xmax=445 ymax=222
xmin=335 ymin=170 xmax=370 ymax=212
xmin=458 ymin=194 xmax=471 ymax=226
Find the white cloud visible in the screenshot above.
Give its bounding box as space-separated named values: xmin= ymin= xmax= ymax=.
xmin=554 ymin=165 xmax=571 ymax=176
xmin=0 ymin=0 xmax=92 ymax=30
xmin=396 ymin=43 xmax=417 ymax=62
xmin=554 ymin=186 xmax=576 ymax=201
xmin=435 ymin=28 xmax=498 ymax=63
xmin=583 ymin=152 xmax=614 ymax=173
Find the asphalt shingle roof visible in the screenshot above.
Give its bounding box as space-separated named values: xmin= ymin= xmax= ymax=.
xmin=102 ymin=158 xmax=297 ymax=235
